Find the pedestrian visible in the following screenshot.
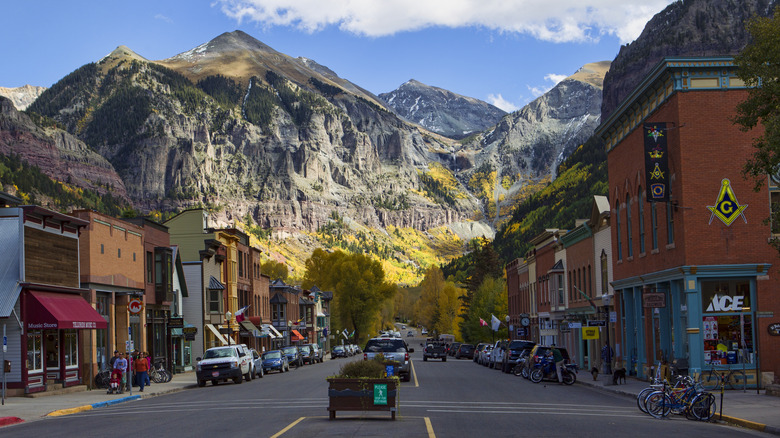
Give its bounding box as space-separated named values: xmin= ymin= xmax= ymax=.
xmin=144 ymin=352 xmax=152 ymax=386
xmin=135 ymin=352 xmax=149 ymax=392
xmin=112 ymin=352 xmax=128 ymax=394
xmin=551 ymin=344 xmax=565 ymax=384
xmin=109 ymin=350 xmax=120 ymax=368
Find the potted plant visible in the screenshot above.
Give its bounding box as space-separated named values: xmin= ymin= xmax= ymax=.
xmin=327 ymin=354 xmax=399 ymax=420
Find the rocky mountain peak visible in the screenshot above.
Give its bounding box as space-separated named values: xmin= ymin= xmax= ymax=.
xmin=0 ymin=85 xmax=46 ymax=111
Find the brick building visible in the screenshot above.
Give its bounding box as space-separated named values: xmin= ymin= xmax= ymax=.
xmin=597 ymin=56 xmax=779 ymax=386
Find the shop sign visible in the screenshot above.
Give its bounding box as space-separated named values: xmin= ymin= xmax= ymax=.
xmin=757 ymin=311 xmax=774 ymax=318
xmin=516 ymin=327 xmax=528 ymax=337
xmin=168 ymin=317 xmax=184 ymax=328
xmin=707 ymin=178 xmax=748 ymax=226
xmin=582 ymin=327 xmax=599 ymax=340
xmin=643 ymin=293 xmax=665 ymax=308
xmin=128 ymin=298 xmax=144 ymax=314
xmin=568 ymin=322 xmax=582 ymax=329
xmin=768 ymin=323 xmax=780 ymax=336
xmin=587 ymin=320 xmax=606 ymax=327
xmin=705 ymin=294 xmax=745 ymax=312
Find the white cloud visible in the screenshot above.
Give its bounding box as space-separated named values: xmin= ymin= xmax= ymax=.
xmin=154 ymin=14 xmax=173 ymax=23
xmin=216 ymin=0 xmax=675 ymax=44
xmin=527 ymin=73 xmax=568 ymax=99
xmin=545 ymin=73 xmax=567 ymax=85
xmin=487 ymin=94 xmax=519 ymax=113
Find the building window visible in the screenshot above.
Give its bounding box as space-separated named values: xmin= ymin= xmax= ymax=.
xmin=154 ymin=248 xmax=173 ymax=302
xmin=638 ymin=188 xmax=645 ymax=254
xmin=238 ymin=251 xmax=244 ymax=278
xmin=600 ymin=251 xmax=608 ymax=295
xmin=626 ymin=194 xmax=633 ymax=258
xmin=207 ymin=289 xmax=222 ymax=313
xmin=651 ymin=202 xmax=658 ymax=250
xmin=272 ymin=304 xmax=285 ymax=322
xmin=615 ymin=201 xmax=622 ymax=260
xmin=27 ymin=330 xmax=43 ymax=372
xmin=118 ymin=248 xmax=121 ymax=258
xmin=557 ymin=273 xmax=564 ymax=307
xmin=146 ymin=251 xmax=154 ymax=283
xmin=64 ymin=330 xmax=78 ymax=367
xmin=100 ymin=244 xmax=104 ymax=254
xmin=133 ymin=252 xmax=136 ymax=262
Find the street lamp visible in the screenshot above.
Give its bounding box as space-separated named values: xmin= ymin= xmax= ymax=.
xmin=225 ymin=311 xmax=232 ymax=346
xmin=506 ymin=315 xmax=511 ymax=339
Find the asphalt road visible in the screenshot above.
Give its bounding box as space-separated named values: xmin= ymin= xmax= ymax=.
xmin=2 ymin=335 xmax=768 ymax=438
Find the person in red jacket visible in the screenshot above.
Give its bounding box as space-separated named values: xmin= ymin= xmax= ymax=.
xmin=134 ymin=352 xmax=150 ymax=392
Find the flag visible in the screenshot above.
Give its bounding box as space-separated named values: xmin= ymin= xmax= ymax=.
xmin=342 ymin=329 xmax=349 ymax=339
xmin=349 ymin=330 xmax=355 ymax=338
xmin=479 ymin=318 xmax=488 ymax=327
xmin=235 ymin=305 xmax=250 ymax=323
xmin=491 ymin=314 xmax=501 ymax=331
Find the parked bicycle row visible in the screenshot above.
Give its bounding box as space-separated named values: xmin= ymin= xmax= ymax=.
xmin=94 ymin=350 xmax=172 ymax=394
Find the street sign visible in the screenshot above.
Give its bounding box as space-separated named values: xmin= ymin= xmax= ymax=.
xmin=168 ymin=317 xmax=184 ymax=328
xmin=126 ymin=340 xmax=134 ymax=352
xmin=587 ymin=320 xmax=606 ymax=327
xmin=582 ymin=327 xmax=599 ymax=339
xmin=2 ymin=335 xmax=6 ymax=353
xmin=128 ymin=298 xmax=143 ymax=314
xmin=373 ymin=383 xmax=388 ymax=405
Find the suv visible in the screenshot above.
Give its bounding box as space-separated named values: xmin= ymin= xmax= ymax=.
xmin=196 ymin=345 xmax=254 ymax=387
xmin=455 ymin=343 xmax=475 ymax=359
xmin=490 ymin=340 xmax=508 ymax=369
xmin=306 ymin=343 xmax=324 ymax=363
xmin=501 ymin=340 xmax=535 ymax=373
xmin=299 ymin=344 xmax=314 ymax=364
xmin=363 ymin=337 xmax=414 ymax=382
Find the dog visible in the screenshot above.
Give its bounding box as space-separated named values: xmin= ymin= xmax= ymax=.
xmin=613 ymin=368 xmax=627 ymax=385
xmin=591 ymin=367 xmax=600 ymax=381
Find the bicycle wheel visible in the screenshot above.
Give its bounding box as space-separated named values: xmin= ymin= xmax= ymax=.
xmin=636 ymin=387 xmax=656 ymax=414
xmin=152 ymin=370 xmax=164 ymax=383
xmin=690 ymin=392 xmax=716 ymax=421
xmin=726 ymin=370 xmax=746 ymax=391
xmin=645 ymin=392 xmax=672 ymax=419
xmin=94 ymin=371 xmax=109 ymax=389
xmin=164 ymin=369 xmax=172 ymax=382
xmin=699 ymin=371 xmax=720 ymax=391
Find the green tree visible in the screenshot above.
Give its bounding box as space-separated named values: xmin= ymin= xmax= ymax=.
xmin=461 ymin=276 xmax=508 ymax=343
xmin=261 ymin=260 xmax=289 ymax=282
xmin=736 ymin=6 xmax=780 ymax=191
xmin=302 ymin=249 xmax=395 ymax=344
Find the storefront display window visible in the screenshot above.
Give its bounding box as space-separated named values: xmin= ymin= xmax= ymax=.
xmin=64 ymin=330 xmax=78 ymax=367
xmin=27 ymin=330 xmax=43 ymax=371
xmin=701 ymin=280 xmax=754 ymax=365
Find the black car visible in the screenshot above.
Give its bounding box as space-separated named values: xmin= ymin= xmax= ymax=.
xmin=502 ymin=340 xmax=535 ymax=373
xmin=331 ymin=345 xmax=348 ymax=358
xmin=455 ymin=343 xmax=475 ymax=359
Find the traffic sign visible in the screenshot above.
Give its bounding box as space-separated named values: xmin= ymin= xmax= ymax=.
xmin=128 ymin=298 xmax=144 ymax=314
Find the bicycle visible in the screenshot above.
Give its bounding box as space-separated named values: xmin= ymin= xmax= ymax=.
xmin=645 ymin=382 xmax=716 ymax=421
xmin=94 ymin=368 xmax=111 ymax=389
xmin=150 ymin=361 xmax=172 ymax=383
xmin=698 ymin=364 xmax=747 ymax=391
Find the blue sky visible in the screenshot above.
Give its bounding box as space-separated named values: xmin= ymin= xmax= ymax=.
xmin=2 ymin=1 xmax=674 ymax=112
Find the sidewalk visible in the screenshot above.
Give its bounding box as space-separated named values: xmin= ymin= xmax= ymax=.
xmin=0 ymin=371 xmax=197 ymax=427
xmin=575 ymin=370 xmax=780 ymax=435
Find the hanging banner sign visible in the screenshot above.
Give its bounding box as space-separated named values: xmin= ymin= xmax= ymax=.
xmin=645 ymin=123 xmax=670 ymax=202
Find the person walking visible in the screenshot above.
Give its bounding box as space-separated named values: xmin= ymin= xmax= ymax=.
xmin=134 ymin=352 xmax=149 ymax=392
xmin=144 ymin=352 xmax=152 ymax=386
xmin=113 ymin=352 xmax=128 ymax=394
xmin=551 ymin=345 xmax=565 ymax=384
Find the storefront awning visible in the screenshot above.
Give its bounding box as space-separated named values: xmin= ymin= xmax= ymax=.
xmin=316 ymin=311 xmax=326 ymax=317
xmin=264 ymin=324 xmax=282 ymax=339
xmin=205 ymin=324 xmax=228 ymax=345
xmin=239 ymin=320 xmax=260 ymax=333
xmin=291 ymin=329 xmax=304 ymax=341
xmin=26 ymin=291 xmax=107 ymax=330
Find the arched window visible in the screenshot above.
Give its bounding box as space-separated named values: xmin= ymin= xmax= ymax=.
xmin=638 ymin=187 xmax=645 ymax=254
xmin=626 ymin=193 xmax=633 ymax=258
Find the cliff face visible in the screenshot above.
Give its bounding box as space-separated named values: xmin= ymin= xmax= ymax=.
xmin=379 ymin=79 xmax=506 ymax=139
xmin=0 ymin=96 xmax=129 ymax=200
xmin=0 ymin=85 xmax=46 ymax=111
xmin=601 ymin=0 xmax=779 ymax=120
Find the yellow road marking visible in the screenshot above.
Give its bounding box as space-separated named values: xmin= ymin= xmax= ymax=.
xmin=270 ymin=416 xmax=305 ymax=438
xmin=424 ymin=416 xmax=436 ymax=438
xmin=411 ymin=359 xmax=419 ymax=387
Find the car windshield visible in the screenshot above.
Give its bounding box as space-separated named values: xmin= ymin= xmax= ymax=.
xmin=263 ymin=351 xmax=282 ymax=359
xmin=282 ymin=347 xmax=297 ymax=354
xmin=364 ymin=339 xmax=407 ymax=353
xmin=334 ymin=346 xmax=344 ymax=351
xmin=203 ymin=348 xmax=236 ymax=359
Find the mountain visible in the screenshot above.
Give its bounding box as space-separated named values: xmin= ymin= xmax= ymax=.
xmin=0 ymin=85 xmax=46 ymax=110
xmin=454 ymin=61 xmax=610 ymax=227
xmin=602 ymin=0 xmax=779 ymax=120
xmin=379 ymin=79 xmax=506 ymax=139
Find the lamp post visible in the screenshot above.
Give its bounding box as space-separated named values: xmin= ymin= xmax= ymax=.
xmin=225 ymin=311 xmax=232 ymax=346
xmin=505 ymin=315 xmax=511 ymax=339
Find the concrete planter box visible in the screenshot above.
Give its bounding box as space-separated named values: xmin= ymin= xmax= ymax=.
xmin=327 ymin=377 xmax=398 ymax=420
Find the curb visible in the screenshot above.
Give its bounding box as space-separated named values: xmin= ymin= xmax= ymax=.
xmin=717 ymin=414 xmax=780 ymax=435
xmin=45 ymin=385 xmax=194 ymax=418
xmin=0 ymin=417 xmax=24 ymax=427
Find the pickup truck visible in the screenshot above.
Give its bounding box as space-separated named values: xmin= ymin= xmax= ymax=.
xmin=423 ymin=340 xmax=447 ymax=362
xmin=363 ymin=337 xmax=414 ymax=382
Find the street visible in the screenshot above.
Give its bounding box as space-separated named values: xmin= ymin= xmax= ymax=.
xmin=0 ymin=336 xmax=767 ymax=437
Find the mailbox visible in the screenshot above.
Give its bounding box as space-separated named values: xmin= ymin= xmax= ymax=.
xmin=3 ymin=360 xmax=10 ymax=373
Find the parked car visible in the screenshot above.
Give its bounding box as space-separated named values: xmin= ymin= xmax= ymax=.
xmin=299 ymin=344 xmax=314 ymax=364
xmin=489 ymin=340 xmax=508 ymax=369
xmin=196 ymin=345 xmax=253 ymax=387
xmin=363 ymin=337 xmax=414 ymax=382
xmin=501 ymin=340 xmax=535 ymax=373
xmin=478 ymin=344 xmax=494 ymax=365
xmin=250 ymin=349 xmax=265 ymax=378
xmin=261 ymin=350 xmax=289 ymax=373
xmin=281 ymin=345 xmax=303 ymax=367
xmin=407 ymin=331 xmax=414 ymax=337
xmin=306 ymin=343 xmax=324 ymax=363
xmin=474 ymin=343 xmax=490 ymax=363
xmin=448 ymin=342 xmax=462 ymax=357
xmin=455 ymin=343 xmax=475 ymax=359
xmin=331 ymin=345 xmax=348 ymax=358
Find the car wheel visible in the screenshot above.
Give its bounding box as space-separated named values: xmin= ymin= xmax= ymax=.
xmin=442 ymin=357 xmax=446 ymax=362
xmin=245 ymin=370 xmax=252 ymax=382
xmin=198 ymin=380 xmax=206 ymax=387
xmin=423 ymin=356 xmax=427 ymax=361
xmin=234 ymin=375 xmax=243 ymax=384
xmin=212 ymin=380 xmax=219 ymax=386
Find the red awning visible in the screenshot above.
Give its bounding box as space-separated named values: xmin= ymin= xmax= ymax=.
xmin=26 ymin=291 xmax=107 ymax=330
xmin=291 ymin=329 xmax=304 ymax=341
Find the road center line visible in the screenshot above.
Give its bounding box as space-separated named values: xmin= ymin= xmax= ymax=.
xmin=270 ymin=416 xmax=306 ymax=438
xmin=424 ymin=416 xmax=436 ymax=438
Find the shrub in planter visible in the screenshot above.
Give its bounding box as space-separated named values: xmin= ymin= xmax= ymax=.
xmin=327 ymin=354 xmax=399 ymax=420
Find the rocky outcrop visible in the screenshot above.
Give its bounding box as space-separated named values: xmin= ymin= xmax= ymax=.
xmin=379 ymin=79 xmax=506 ymax=139
xmin=0 ymin=97 xmax=129 ymax=200
xmin=0 ymin=85 xmax=46 ymax=111
xmin=601 ymin=0 xmax=779 ymax=121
